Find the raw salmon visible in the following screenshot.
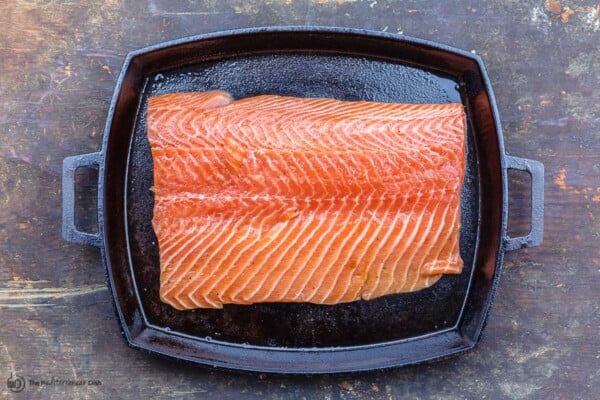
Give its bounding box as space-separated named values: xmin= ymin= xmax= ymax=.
xmin=147 ymin=91 xmax=465 ymax=310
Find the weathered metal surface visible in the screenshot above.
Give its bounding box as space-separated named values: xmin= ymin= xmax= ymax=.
xmin=0 ymin=0 xmax=598 ymax=398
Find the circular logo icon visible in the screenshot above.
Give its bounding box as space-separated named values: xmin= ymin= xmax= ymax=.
xmin=7 ymin=373 xmax=25 ymax=393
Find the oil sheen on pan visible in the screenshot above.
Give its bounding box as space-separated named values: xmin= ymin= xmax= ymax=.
xmin=147 ymin=91 xmax=466 ymax=310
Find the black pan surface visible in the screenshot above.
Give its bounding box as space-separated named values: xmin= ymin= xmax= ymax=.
xmin=127 ymin=54 xmax=478 ymax=348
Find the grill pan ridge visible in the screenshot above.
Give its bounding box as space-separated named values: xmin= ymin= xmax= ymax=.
xmin=62 ymin=27 xmax=544 ymax=373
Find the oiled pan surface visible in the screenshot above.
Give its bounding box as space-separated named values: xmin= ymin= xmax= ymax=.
xmin=126 ymin=53 xmax=478 ymax=348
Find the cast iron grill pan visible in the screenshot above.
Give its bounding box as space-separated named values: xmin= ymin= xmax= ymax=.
xmin=62 ymin=28 xmax=544 ymax=373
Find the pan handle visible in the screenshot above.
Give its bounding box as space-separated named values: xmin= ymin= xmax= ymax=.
xmin=504 ymin=155 xmax=544 ymax=251
xmin=62 ymin=152 xmax=102 ymax=247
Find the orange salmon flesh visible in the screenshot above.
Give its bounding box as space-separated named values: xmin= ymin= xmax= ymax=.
xmin=147 ymin=91 xmax=466 ymax=310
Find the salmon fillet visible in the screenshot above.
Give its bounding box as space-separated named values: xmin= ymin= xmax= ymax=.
xmin=147 ymin=91 xmax=466 ymax=310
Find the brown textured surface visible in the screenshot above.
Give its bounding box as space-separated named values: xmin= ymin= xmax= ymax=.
xmin=0 ymin=1 xmax=598 ymax=399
